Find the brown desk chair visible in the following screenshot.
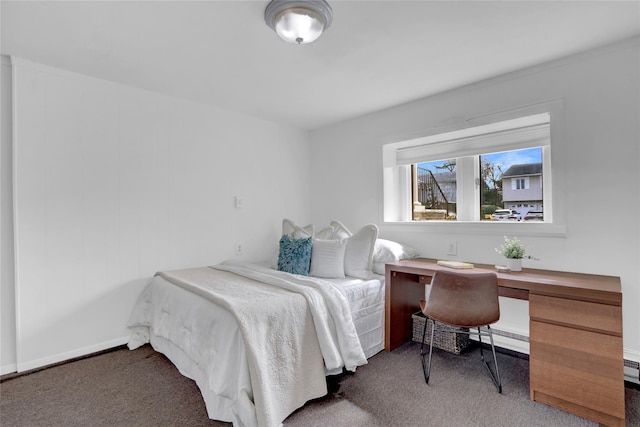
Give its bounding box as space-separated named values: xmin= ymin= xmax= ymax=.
xmin=420 ymin=269 xmax=502 ymax=393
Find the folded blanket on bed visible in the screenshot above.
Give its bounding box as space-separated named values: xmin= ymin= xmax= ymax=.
xmin=129 ymin=264 xmax=366 ymax=427
xmin=214 ymin=262 xmax=367 ymax=372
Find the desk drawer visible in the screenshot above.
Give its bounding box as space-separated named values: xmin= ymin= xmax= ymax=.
xmin=530 ymin=320 xmax=624 ymax=423
xmin=529 ymin=294 xmax=622 ymax=335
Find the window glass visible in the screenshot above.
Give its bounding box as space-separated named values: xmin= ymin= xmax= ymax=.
xmin=480 ymin=147 xmax=543 ymax=221
xmin=413 ymin=160 xmax=457 ymax=220
xmin=410 ymin=148 xmax=544 ymax=222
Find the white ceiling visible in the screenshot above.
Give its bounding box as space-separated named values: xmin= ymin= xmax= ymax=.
xmin=2 ymin=1 xmax=639 ymax=130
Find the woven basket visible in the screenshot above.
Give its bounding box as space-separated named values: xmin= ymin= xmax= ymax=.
xmin=412 ymin=312 xmax=472 ymax=354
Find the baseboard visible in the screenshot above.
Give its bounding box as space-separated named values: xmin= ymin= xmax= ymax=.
xmin=1 ymin=362 xmax=18 ymax=376
xmin=2 ymin=342 xmax=128 ymax=382
xmin=624 ymin=366 xmax=640 ymax=387
xmin=14 ymin=336 xmax=129 ymax=374
xmin=468 ymin=327 xmax=530 ymax=355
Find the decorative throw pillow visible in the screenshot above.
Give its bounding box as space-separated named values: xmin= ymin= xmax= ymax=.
xmin=282 ymin=218 xmax=314 ymax=239
xmin=277 ymin=235 xmax=312 ymax=275
xmin=314 ymin=225 xmax=335 ymax=240
xmin=324 ymin=220 xmax=379 ymax=279
xmin=272 ymin=219 xmax=314 ymax=269
xmin=329 ymin=220 xmax=352 ymax=240
xmin=343 ymin=224 xmax=379 ymax=279
xmin=309 ymin=238 xmax=347 ymax=279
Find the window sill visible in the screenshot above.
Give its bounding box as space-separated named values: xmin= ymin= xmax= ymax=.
xmin=381 ymin=220 xmax=566 ymax=238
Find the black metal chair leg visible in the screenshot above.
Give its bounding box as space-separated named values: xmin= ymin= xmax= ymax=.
xmin=477 ymin=325 xmax=502 ymax=393
xmin=420 ymin=316 xmax=429 ymax=383
xmin=420 ymin=317 xmax=436 ymax=384
xmin=426 ymin=319 xmax=436 ymax=384
xmin=475 ymin=326 xmax=502 ymax=393
xmin=486 ymin=325 xmax=502 ymax=393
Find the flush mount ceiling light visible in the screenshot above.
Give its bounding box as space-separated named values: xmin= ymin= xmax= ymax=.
xmin=264 ymin=0 xmax=333 ymax=45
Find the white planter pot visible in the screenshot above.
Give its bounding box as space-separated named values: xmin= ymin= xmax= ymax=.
xmin=506 ymin=258 xmax=522 ymax=272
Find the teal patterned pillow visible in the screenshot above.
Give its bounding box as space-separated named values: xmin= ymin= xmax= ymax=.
xmin=277 ymin=235 xmax=312 ymax=275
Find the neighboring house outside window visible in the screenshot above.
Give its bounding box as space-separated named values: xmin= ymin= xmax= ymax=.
xmin=502 ymin=163 xmax=542 ymax=215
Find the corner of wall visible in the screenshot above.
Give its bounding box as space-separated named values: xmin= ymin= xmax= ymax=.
xmin=1 ymin=54 xmax=17 ymax=373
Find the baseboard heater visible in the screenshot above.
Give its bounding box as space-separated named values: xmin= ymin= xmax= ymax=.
xmin=491 ymin=327 xmax=529 ymax=342
xmin=490 ymin=327 xmax=640 ymax=383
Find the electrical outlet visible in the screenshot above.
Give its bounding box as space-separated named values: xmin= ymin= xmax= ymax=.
xmin=235 ymin=243 xmax=243 ymax=255
xmin=446 ymin=240 xmax=457 ymax=256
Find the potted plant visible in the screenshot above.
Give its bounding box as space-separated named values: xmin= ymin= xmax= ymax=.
xmin=495 ymin=236 xmax=536 ymax=272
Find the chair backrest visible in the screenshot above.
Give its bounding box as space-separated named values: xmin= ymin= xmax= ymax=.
xmin=424 ymin=270 xmax=500 ymax=328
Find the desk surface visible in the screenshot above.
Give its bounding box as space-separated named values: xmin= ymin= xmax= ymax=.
xmin=385 ymin=258 xmax=622 ymax=305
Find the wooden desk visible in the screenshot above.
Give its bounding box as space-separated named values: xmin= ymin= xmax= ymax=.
xmin=385 ymin=258 xmax=624 ymax=427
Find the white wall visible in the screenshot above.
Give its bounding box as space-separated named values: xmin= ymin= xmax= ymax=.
xmin=3 ymin=57 xmax=311 ymax=373
xmin=309 ymin=38 xmax=640 ymax=362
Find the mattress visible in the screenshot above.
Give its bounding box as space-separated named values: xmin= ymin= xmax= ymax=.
xmin=328 ymin=275 xmax=385 ymax=360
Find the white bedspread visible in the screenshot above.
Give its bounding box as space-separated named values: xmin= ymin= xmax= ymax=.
xmin=128 ymin=262 xmax=367 ymax=427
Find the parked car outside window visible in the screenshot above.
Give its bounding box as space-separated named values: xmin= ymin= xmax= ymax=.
xmin=493 ymin=209 xmax=522 ymax=221
xmin=524 ymin=211 xmax=544 ymax=221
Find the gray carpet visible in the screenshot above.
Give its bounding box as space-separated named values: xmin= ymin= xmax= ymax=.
xmin=1 ymin=342 xmax=638 ymax=426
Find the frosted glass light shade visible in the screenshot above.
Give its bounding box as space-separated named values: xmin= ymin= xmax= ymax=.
xmin=275 ymin=7 xmax=324 ymax=44
xmin=265 ymin=0 xmax=333 ymax=45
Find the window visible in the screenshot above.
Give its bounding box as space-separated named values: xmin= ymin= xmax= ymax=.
xmin=383 ymin=113 xmax=551 ymax=223
xmin=413 ymin=159 xmax=457 ymax=220
xmin=480 ymin=147 xmax=542 ymax=221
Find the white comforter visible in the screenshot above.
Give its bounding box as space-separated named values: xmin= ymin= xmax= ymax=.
xmin=128 ymin=262 xmax=367 ymax=427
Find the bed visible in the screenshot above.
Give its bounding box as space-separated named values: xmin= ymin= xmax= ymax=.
xmin=127 ymin=220 xmax=418 ymax=427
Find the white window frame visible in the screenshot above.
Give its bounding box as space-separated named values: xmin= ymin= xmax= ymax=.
xmin=381 ymin=102 xmax=567 ymax=237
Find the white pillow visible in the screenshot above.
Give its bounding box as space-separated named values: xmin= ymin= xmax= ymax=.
xmin=372 ymin=262 xmax=387 ymax=276
xmin=371 ymin=239 xmax=419 ymax=275
xmin=343 ymin=224 xmax=379 ymax=279
xmin=282 ymin=218 xmax=314 ymax=238
xmin=329 ymin=220 xmax=352 ymax=240
xmin=314 ymin=225 xmax=335 ymax=240
xmin=373 ymin=239 xmax=419 ymax=264
xmin=309 ymin=238 xmax=347 ymax=278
